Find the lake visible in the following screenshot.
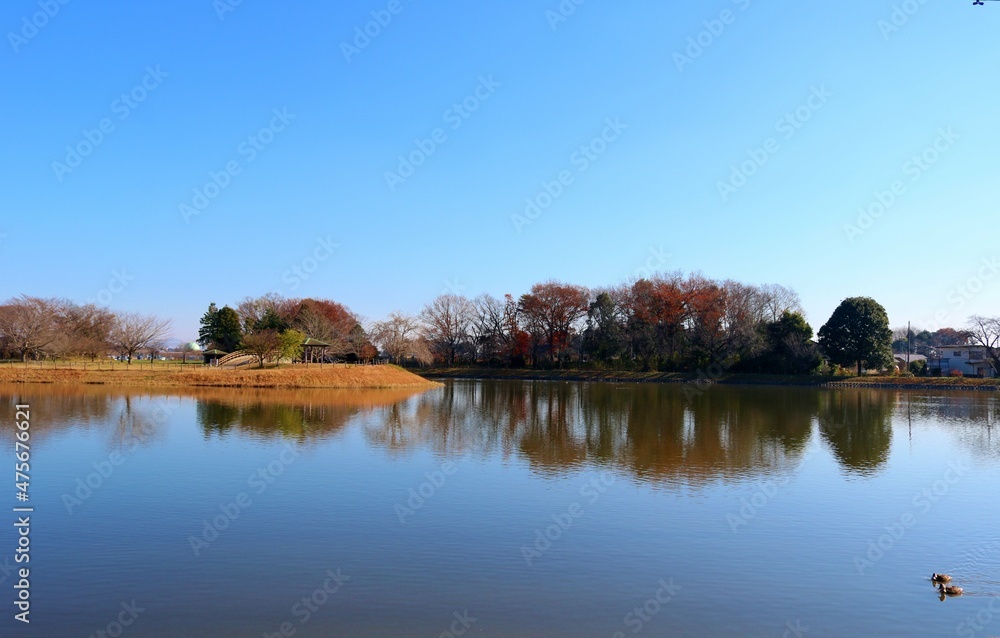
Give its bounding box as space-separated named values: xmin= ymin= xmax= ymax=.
xmin=2 ymin=381 xmax=999 ymax=637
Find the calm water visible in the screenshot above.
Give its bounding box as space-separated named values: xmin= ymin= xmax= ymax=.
xmin=2 ymin=381 xmax=999 ymax=637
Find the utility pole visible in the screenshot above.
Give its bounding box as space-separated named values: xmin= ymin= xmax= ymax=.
xmin=907 ymin=321 xmax=911 ymax=367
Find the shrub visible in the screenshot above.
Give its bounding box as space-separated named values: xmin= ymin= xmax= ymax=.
xmin=948 ymin=369 xmax=964 ymax=377
xmin=909 ymin=360 xmax=927 ymax=376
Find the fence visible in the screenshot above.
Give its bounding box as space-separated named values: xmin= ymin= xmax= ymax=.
xmin=1 ymin=359 xmax=390 ymax=371
xmin=2 ymin=359 xmax=205 ymax=371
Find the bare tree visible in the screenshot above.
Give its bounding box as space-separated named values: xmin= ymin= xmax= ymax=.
xmin=146 ymin=337 xmax=167 ymax=362
xmin=0 ymin=296 xmax=58 ymax=361
xmin=236 ymin=293 xmax=300 ymax=334
xmin=420 ymin=294 xmax=475 ymax=365
xmin=720 ymin=281 xmax=767 ymax=362
xmin=966 ymin=315 xmax=1000 ymax=376
xmin=469 ymin=294 xmax=503 ymax=363
xmin=110 ymin=312 xmax=172 ymax=364
xmin=371 ymin=312 xmax=426 ymax=364
xmin=61 ymin=303 xmax=115 ymax=360
xmin=759 ymin=283 xmax=803 ymax=322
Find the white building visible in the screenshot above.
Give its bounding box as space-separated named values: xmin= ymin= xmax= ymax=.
xmin=928 ymin=345 xmax=997 ymax=378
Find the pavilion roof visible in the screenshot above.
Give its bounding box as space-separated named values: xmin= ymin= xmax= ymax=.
xmin=302 ymin=338 xmax=331 ymax=347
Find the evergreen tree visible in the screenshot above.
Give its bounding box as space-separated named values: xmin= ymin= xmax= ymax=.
xmin=198 ymin=303 xmax=243 ymax=352
xmin=818 ymin=297 xmax=893 ymax=376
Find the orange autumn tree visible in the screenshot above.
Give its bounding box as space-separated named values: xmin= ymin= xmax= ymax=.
xmin=627 ymin=274 xmax=691 ymax=370
xmin=684 ymin=276 xmax=728 ymax=368
xmin=518 ymin=281 xmax=589 ymax=367
xmin=294 ymin=298 xmax=363 ymax=357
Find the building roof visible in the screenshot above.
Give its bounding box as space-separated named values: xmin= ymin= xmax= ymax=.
xmin=202 ymin=349 xmax=228 ymax=355
xmin=302 ymin=338 xmax=331 ymax=347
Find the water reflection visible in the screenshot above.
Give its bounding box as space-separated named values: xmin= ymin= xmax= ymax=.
xmin=110 ymin=395 xmax=167 ymax=449
xmin=3 ymin=381 xmax=998 ymax=482
xmin=0 ymin=383 xmax=170 ymax=449
xmin=363 ymin=382 xmax=999 ymax=483
xmin=370 ymin=381 xmax=798 ymax=483
xmin=817 ymin=390 xmax=894 ymax=475
xmin=192 ymin=387 xmax=435 ymax=441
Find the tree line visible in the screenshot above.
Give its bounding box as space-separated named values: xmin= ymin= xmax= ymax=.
xmin=0 ymin=296 xmax=171 ymax=364
xmin=395 ymin=281 xmax=997 ymax=376
xmin=2 ymin=275 xmax=997 ymax=377
xmin=401 ymin=275 xmax=823 ymax=373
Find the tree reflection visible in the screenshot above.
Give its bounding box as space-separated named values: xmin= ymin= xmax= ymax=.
xmin=5 ymin=382 xmax=996 ymax=483
xmin=363 ymin=382 xmax=819 ymax=484
xmin=111 ymin=395 xmax=167 ymax=449
xmin=817 ymin=390 xmax=893 ymax=475
xmin=195 ymin=387 xmax=431 ymax=442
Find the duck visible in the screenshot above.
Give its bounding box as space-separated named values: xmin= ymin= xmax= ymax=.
xmin=938 ymin=584 xmax=963 ymax=596
xmin=931 ymin=573 xmax=952 ymax=584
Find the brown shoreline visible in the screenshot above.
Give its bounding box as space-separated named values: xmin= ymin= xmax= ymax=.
xmin=0 ymin=364 xmax=441 ymax=390
xmin=414 ymin=368 xmax=1000 ymax=392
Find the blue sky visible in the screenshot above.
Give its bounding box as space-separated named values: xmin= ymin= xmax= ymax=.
xmin=1 ymin=0 xmax=998 ymax=341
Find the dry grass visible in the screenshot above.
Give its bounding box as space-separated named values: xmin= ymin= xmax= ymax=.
xmin=830 ymin=375 xmax=999 ymax=388
xmin=0 ymin=381 xmax=433 ymax=410
xmin=0 ymin=364 xmax=440 ymax=389
xmin=418 ymin=367 xmax=998 ymax=390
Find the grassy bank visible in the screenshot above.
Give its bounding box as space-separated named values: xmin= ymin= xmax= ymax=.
xmin=415 ymin=367 xmax=1000 ymax=391
xmin=0 ymin=364 xmax=440 ymax=389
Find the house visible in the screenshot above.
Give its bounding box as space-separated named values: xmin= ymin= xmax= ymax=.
xmin=893 ymin=353 xmax=926 ymax=372
xmin=927 ymin=345 xmax=997 ymax=378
